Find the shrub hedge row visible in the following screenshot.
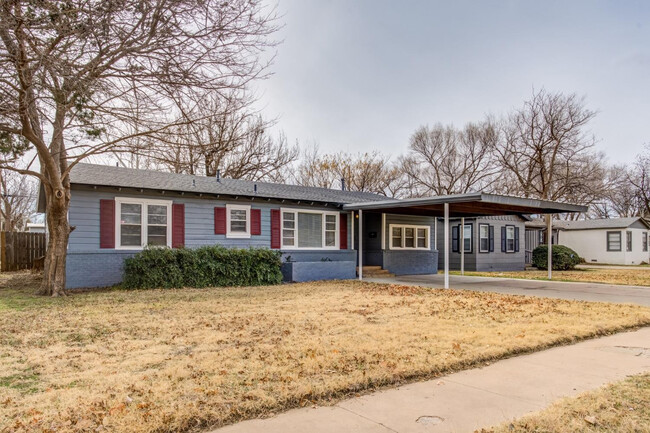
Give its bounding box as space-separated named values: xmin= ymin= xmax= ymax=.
xmin=123 ymin=246 xmax=283 ymax=289
xmin=532 ymin=244 xmax=581 ymax=270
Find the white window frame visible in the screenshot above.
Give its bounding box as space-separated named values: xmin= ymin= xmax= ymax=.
xmin=479 ymin=223 xmax=489 ymax=253
xmin=388 ymin=224 xmax=430 ymax=250
xmin=280 ymin=208 xmax=340 ymax=250
xmin=506 ymin=225 xmax=515 ymax=253
xmin=115 ymin=197 xmax=172 ymax=250
xmin=226 ymin=204 xmax=251 ymax=239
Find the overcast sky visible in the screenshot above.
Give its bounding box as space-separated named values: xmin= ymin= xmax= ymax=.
xmin=254 ymin=0 xmax=650 ymax=164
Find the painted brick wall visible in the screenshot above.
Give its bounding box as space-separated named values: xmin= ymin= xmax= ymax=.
xmin=382 ymin=213 xmax=438 ymax=275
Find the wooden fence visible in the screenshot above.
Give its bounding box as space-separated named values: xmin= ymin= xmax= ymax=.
xmin=0 ymin=231 xmax=47 ymax=272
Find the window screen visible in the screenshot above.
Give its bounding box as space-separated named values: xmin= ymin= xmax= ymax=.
xmin=298 ymin=212 xmax=323 ymax=248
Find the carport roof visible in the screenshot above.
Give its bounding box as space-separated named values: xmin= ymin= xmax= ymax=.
xmin=343 ymin=192 xmax=587 ymax=217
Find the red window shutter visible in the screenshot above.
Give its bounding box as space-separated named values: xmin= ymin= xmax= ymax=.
xmin=214 ymin=207 xmax=227 ymax=234
xmin=171 ymin=203 xmax=185 ymax=248
xmin=251 ymin=209 xmax=261 ymax=235
xmin=339 ymin=213 xmax=348 ymax=250
xmin=270 ymin=209 xmax=281 ymax=249
xmin=99 ymin=199 xmax=115 ymax=248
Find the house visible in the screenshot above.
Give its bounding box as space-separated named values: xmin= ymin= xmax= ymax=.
xmin=25 ymin=222 xmax=46 ymax=233
xmin=436 ymin=216 xmax=528 ymax=272
xmin=37 ymin=164 xmax=587 ymax=289
xmin=548 ymin=217 xmax=650 ymax=265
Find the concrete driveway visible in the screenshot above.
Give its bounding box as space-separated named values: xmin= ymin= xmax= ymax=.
xmin=366 ymin=274 xmax=650 ymax=306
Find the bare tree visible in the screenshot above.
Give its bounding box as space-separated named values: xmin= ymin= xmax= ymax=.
xmin=136 ymin=93 xmax=298 ymax=182
xmin=0 ymin=0 xmax=278 ymax=295
xmin=630 ymin=144 xmax=650 ymax=217
xmin=400 ymin=121 xmax=499 ymax=196
xmin=590 ymin=164 xmax=642 ymax=218
xmin=493 ymin=90 xmax=605 ymax=207
xmin=295 ymin=147 xmax=407 ymax=197
xmin=0 ymin=169 xmax=35 ymax=231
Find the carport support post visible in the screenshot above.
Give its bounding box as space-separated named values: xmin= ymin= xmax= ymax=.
xmin=546 ymin=214 xmax=552 ymax=280
xmin=444 ymin=202 xmax=449 ymax=289
xmin=358 ymin=209 xmax=363 ymax=281
xmin=460 ymin=217 xmax=465 ymax=275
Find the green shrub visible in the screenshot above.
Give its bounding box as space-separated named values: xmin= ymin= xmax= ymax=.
xmin=532 ymin=244 xmax=581 ymax=271
xmin=123 ymin=246 xmax=283 ymax=289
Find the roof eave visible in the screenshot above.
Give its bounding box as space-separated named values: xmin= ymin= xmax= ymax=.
xmin=343 ymin=192 xmax=587 ymax=215
xmin=70 ymin=181 xmax=366 ymax=208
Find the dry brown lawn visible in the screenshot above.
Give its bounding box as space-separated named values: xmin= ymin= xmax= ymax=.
xmin=484 ymin=373 xmax=650 ymax=433
xmin=1 ymin=272 xmax=650 ymax=433
xmin=450 ymin=268 xmax=650 ymax=286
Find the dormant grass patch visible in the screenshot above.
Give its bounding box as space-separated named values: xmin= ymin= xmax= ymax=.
xmin=484 ymin=373 xmax=650 ymax=433
xmin=1 ymin=273 xmax=649 ymax=433
xmin=451 ymin=268 xmax=650 ymax=287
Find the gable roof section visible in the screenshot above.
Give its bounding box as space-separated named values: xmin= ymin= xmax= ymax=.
xmin=67 ymin=163 xmax=390 ymax=205
xmin=553 ymin=217 xmax=650 ymax=230
xmin=527 ymin=217 xmax=650 ymax=231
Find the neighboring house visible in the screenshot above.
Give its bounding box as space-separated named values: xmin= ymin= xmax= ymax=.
xmin=525 ymin=217 xmax=650 ymax=265
xmin=436 ymin=216 xmax=527 ymax=272
xmin=25 ymin=223 xmax=45 ymax=233
xmin=558 ymin=218 xmax=650 ymax=265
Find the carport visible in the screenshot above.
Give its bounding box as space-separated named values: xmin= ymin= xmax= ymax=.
xmin=343 ymin=192 xmax=587 ymax=289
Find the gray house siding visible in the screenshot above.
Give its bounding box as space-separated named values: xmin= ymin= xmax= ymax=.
xmin=66 ymin=186 xmax=355 ymax=289
xmin=437 ymin=215 xmax=525 ymax=272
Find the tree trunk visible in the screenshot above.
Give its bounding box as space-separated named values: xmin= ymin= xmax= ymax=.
xmin=39 ymin=187 xmax=70 ymax=297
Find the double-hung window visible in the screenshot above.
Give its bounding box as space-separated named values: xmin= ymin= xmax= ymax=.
xmin=607 ymin=231 xmax=621 ymax=252
xmin=281 ymin=209 xmax=339 ymax=249
xmin=643 ymin=232 xmax=648 ymax=252
xmin=116 ymin=198 xmax=172 ymax=248
xmin=226 ymin=204 xmax=251 ymax=238
xmin=389 ymin=224 xmax=429 ymax=250
xmin=505 ymin=226 xmax=515 ymax=253
xmin=479 ymin=224 xmax=489 ymax=253
xmin=462 ymin=224 xmax=472 ymax=253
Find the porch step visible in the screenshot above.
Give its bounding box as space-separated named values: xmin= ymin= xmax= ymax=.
xmin=356 ymin=266 xmax=395 ymax=278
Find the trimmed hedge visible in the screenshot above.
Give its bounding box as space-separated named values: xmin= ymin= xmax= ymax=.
xmin=532 ymin=244 xmax=581 ymax=271
xmin=123 ymin=246 xmax=283 ymax=289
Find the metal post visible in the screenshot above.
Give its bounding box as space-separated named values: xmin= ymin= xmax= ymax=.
xmin=351 ymin=211 xmax=355 ymax=251
xmin=381 ymin=212 xmax=386 ymax=250
xmin=358 ymin=209 xmax=363 ymax=281
xmin=444 ymin=203 xmax=449 ymax=289
xmin=460 ymin=217 xmax=465 ymax=276
xmin=546 ymin=214 xmax=552 ymax=280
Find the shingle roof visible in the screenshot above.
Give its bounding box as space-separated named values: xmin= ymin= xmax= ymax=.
xmin=526 ymin=217 xmax=650 ymax=230
xmin=69 ymin=163 xmax=391 ymax=205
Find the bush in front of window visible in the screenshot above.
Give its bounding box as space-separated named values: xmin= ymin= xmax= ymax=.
xmin=531 ymin=245 xmax=582 ymax=271
xmin=122 ymin=246 xmax=283 ymax=289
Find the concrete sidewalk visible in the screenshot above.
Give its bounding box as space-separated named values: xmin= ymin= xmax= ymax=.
xmin=214 ymin=327 xmax=650 ymax=433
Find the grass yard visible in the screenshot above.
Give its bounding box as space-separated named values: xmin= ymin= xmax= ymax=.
xmin=449 ymin=268 xmax=650 ymax=287
xmin=1 ymin=273 xmax=650 ymax=433
xmin=485 ymin=373 xmax=650 ymax=432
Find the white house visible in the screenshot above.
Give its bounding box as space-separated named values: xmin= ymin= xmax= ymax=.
xmin=553 ymin=217 xmax=650 ymax=265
